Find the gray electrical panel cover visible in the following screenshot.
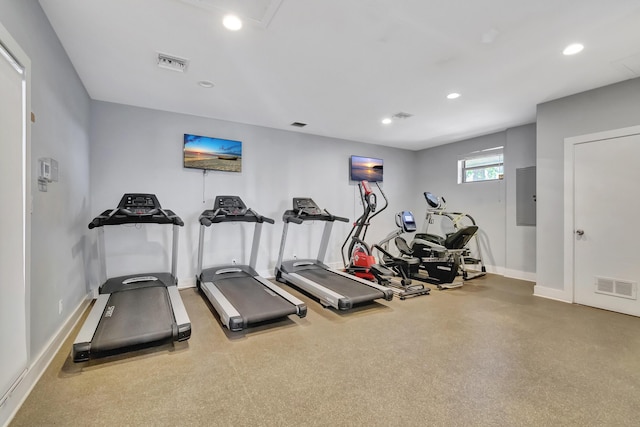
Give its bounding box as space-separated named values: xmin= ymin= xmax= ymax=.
xmin=516 ymin=166 xmax=536 ymax=226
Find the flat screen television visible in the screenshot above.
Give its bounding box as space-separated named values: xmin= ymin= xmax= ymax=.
xmin=350 ymin=155 xmax=383 ymax=182
xmin=183 ymin=133 xmax=242 ymax=172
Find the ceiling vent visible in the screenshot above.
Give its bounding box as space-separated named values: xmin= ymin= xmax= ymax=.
xmin=291 ymin=122 xmax=307 ymax=128
xmin=392 ymin=112 xmax=414 ymax=120
xmin=157 ymin=53 xmax=189 ymax=72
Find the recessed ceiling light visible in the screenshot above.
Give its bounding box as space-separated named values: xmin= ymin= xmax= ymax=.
xmin=381 ymin=118 xmax=392 ymax=125
xmin=447 ymin=93 xmax=461 ymax=99
xmin=223 ymin=14 xmax=243 ymax=31
xmin=198 ymin=80 xmax=214 ymax=88
xmin=563 ymin=43 xmax=584 ymax=56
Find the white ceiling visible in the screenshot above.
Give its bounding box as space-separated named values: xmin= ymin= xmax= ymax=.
xmin=39 ymin=0 xmax=640 ymax=150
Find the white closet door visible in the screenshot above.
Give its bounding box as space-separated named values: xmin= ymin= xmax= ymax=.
xmin=0 ymin=40 xmax=28 ymax=402
xmin=573 ymin=133 xmax=640 ymax=316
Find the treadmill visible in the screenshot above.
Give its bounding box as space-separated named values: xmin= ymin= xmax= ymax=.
xmin=196 ymin=195 xmax=306 ymax=331
xmin=275 ymin=198 xmax=394 ymax=310
xmin=72 ymin=194 xmax=191 ymax=362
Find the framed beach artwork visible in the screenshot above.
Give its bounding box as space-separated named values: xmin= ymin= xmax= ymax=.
xmin=183 ymin=133 xmax=242 ymax=172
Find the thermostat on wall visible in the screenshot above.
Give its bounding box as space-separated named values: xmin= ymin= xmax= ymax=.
xmin=38 ymin=157 xmax=58 ymax=182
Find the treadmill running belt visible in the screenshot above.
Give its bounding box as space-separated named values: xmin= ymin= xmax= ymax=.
xmin=91 ymin=286 xmax=175 ymax=354
xmin=297 ymin=267 xmax=386 ymax=305
xmin=214 ymin=276 xmax=297 ymax=324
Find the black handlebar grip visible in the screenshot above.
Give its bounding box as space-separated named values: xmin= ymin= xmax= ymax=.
xmin=262 ymin=216 xmax=275 ymax=224
xmin=335 ymin=216 xmax=350 ymax=223
xmin=288 ymin=216 xmax=304 ymax=225
xmin=200 ymin=217 xmax=212 ymax=227
xmin=174 ymin=217 xmax=185 ymax=226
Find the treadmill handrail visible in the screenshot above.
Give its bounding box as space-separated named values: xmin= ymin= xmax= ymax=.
xmin=283 ymin=209 xmax=349 ymax=224
xmin=88 ymin=207 xmax=183 ymax=228
xmin=199 ymin=207 xmax=274 ymax=225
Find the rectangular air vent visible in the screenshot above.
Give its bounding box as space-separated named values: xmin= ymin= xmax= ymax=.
xmin=157 ymin=53 xmax=189 ymax=72
xmin=392 ymin=112 xmax=414 ymax=120
xmin=595 ymin=276 xmax=637 ymax=300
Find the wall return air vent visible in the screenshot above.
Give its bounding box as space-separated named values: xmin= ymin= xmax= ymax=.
xmin=157 ymin=53 xmax=189 ymax=72
xmin=595 ymin=276 xmax=637 ymax=300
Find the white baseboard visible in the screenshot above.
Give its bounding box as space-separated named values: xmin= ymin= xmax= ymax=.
xmin=503 ymin=268 xmax=536 ymax=282
xmin=1 ymin=297 xmax=90 ymax=427
xmin=533 ymin=284 xmax=572 ymax=303
xmin=479 ymin=264 xmax=503 ymax=276
xmin=178 ymin=276 xmax=197 ymax=289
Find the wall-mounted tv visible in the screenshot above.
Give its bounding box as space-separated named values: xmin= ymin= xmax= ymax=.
xmin=183 ymin=133 xmax=242 ymax=172
xmin=350 ymin=155 xmax=383 ymax=182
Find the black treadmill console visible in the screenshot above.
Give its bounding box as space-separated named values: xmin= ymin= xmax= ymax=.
xmin=214 ymin=195 xmax=247 ymax=216
xmin=293 ymin=198 xmax=323 ymax=216
xmin=118 ymin=193 xmax=161 ymax=216
xmin=89 ymin=194 xmax=183 ymax=228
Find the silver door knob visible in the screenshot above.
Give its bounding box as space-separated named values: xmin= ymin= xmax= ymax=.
xmin=575 ymin=229 xmax=584 ymax=236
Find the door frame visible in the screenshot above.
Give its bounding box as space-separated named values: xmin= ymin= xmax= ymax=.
xmin=564 ymin=125 xmax=640 ymax=302
xmin=0 ymin=21 xmax=31 ymax=404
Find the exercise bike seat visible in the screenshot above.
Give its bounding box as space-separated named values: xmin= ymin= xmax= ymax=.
xmin=414 ymin=233 xmax=445 ymax=247
xmin=414 ymin=226 xmax=478 ymax=251
xmin=394 ymin=237 xmax=422 ymax=266
xmin=443 ymin=225 xmax=478 ymax=250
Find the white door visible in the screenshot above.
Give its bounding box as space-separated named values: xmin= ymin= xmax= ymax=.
xmin=573 ymin=133 xmax=640 ymax=316
xmin=0 ymin=35 xmax=28 ymax=403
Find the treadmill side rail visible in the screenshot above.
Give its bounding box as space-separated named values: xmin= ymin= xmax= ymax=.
xmin=201 ymin=281 xmax=244 ymax=331
xmin=72 ymin=294 xmax=110 ymax=362
xmin=166 ymin=286 xmax=192 ymax=341
xmin=253 ymin=276 xmax=307 ymax=317
xmin=330 ymin=268 xmax=394 ymax=301
xmin=285 ymin=271 xmax=350 ymax=310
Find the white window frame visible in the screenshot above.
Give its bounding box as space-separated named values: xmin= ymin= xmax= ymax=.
xmin=458 ymin=146 xmax=504 ymax=184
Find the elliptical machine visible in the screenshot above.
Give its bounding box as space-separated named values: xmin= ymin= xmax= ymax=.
xmin=341 ymin=180 xmax=387 ymax=281
xmin=341 ymin=181 xmax=429 ymax=299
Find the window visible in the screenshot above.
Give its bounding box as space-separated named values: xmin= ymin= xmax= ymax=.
xmin=458 ymin=147 xmax=504 ymax=183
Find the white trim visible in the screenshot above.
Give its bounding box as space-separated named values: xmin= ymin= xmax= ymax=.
xmin=257 ymin=269 xmax=275 ymax=279
xmin=0 ymin=21 xmax=31 ymax=427
xmin=502 ymin=269 xmax=536 ymax=282
xmin=481 ymin=264 xmax=503 ymax=276
xmin=177 ymin=276 xmax=196 ymax=289
xmin=533 ymin=284 xmax=572 ymax=303
xmin=563 ymin=125 xmax=640 ymax=305
xmin=1 ymin=298 xmax=89 ymax=427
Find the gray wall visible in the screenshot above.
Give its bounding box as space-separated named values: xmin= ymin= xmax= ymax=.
xmin=536 ymin=77 xmax=640 ymax=295
xmin=0 ymin=1 xmax=91 ymax=357
xmin=89 ymin=101 xmax=418 ymax=284
xmin=505 ymin=125 xmax=536 ymax=278
xmin=414 ymin=124 xmax=537 ymax=278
